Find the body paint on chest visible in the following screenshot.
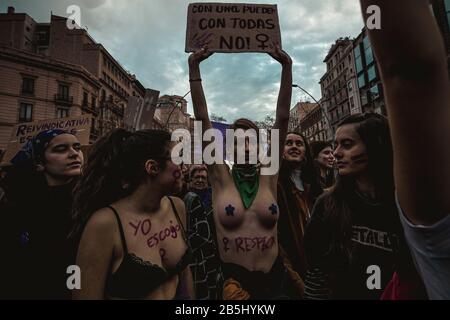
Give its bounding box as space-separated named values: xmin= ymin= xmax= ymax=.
xmin=222 ymin=236 xmax=275 ymax=253
xmin=128 ymin=219 xmax=182 ymax=249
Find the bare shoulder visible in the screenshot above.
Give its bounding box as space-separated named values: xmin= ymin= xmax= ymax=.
xmin=76 ymin=207 xmax=118 ymax=261
xmin=166 ymin=196 xmax=187 ymax=227
xmin=167 ymin=196 xmax=186 ymax=212
xmin=82 ymin=207 xmax=117 ymax=239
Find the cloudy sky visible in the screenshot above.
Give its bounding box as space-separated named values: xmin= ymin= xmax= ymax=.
xmin=1 ymin=0 xmax=365 ymax=122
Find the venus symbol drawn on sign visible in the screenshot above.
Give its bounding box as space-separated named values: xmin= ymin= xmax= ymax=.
xmin=256 ymin=33 xmax=270 ymax=50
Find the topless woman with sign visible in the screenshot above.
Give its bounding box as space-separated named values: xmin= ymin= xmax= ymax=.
xmin=188 ymin=46 xmax=292 ymax=299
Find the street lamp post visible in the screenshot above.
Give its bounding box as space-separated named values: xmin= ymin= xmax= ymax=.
xmin=292 ymin=84 xmax=334 ymax=139
xmin=164 ymin=90 xmax=191 ymax=130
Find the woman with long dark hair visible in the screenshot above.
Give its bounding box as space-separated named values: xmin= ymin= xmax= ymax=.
xmin=310 ymin=140 xmax=335 ymax=189
xmin=71 ymin=129 xmax=194 ymax=300
xmin=277 ymin=131 xmax=323 ymax=291
xmin=0 ymin=129 xmax=83 ymax=299
xmin=303 ymin=113 xmax=423 ymax=299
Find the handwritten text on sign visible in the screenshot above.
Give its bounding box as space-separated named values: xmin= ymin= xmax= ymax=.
xmin=185 ymin=3 xmax=281 ymax=53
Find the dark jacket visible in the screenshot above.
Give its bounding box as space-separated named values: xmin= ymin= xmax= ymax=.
xmin=0 ymin=169 xmax=77 ymax=299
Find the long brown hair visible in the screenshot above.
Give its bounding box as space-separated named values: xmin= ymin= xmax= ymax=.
xmin=322 ymin=113 xmax=394 ymax=260
xmin=69 ymin=128 xmax=171 ymax=239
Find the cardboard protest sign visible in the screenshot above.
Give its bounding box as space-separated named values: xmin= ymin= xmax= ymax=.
xmin=125 ymin=95 xmax=142 ymax=130
xmin=185 ymin=2 xmax=281 ymax=53
xmin=1 ymin=115 xmax=92 ymax=166
xmin=125 ymin=89 xmax=160 ymax=131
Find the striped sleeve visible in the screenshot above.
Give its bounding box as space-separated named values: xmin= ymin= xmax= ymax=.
xmin=303 ymin=267 xmax=331 ymax=300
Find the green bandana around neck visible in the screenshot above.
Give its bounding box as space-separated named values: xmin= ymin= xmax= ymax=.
xmin=231 ymin=165 xmax=259 ymax=209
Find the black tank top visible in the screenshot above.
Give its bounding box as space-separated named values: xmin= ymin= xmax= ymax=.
xmin=105 ymin=197 xmax=192 ymax=299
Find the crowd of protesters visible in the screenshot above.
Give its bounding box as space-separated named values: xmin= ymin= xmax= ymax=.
xmin=0 ymin=0 xmax=448 ymax=300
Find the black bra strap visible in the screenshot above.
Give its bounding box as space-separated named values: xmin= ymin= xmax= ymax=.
xmin=108 ymin=205 xmax=128 ymax=254
xmin=167 ymin=197 xmax=188 ymax=242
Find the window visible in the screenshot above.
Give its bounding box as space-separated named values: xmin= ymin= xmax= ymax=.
xmin=354 ymin=45 xmax=361 ymax=59
xmin=83 ymin=92 xmax=88 ymax=107
xmin=22 ymin=78 xmax=34 ymax=94
xmin=348 ymin=81 xmax=353 ymax=92
xmin=36 ymin=31 xmax=46 ymax=41
xmin=355 ymin=56 xmax=363 ymax=73
xmin=56 ymin=107 xmax=69 ymax=118
xmin=361 ymin=92 xmax=368 ymax=105
xmin=363 ymin=36 xmax=371 ymax=50
xmin=358 ymin=73 xmax=366 ymax=88
xmin=365 ymin=47 xmax=374 ymax=65
xmin=370 ymin=84 xmax=380 ymax=100
xmin=91 ymin=96 xmax=96 ymax=109
xmin=58 ymin=84 xmax=69 ymax=99
xmin=19 ymin=103 xmax=33 ymax=122
xmin=368 ymin=65 xmax=377 ymax=82
xmin=445 ymin=0 xmax=450 ymax=27
xmin=363 ymin=36 xmax=374 ymax=65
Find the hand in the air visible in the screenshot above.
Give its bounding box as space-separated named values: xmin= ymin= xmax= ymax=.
xmin=189 ymin=46 xmax=214 ymax=66
xmin=268 ymin=45 xmax=292 ymax=66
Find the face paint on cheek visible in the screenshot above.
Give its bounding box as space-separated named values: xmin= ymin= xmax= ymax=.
xmin=350 ymin=153 xmax=369 ymax=164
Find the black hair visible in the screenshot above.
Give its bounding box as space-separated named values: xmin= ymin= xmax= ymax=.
xmin=70 ymin=128 xmax=172 ymax=238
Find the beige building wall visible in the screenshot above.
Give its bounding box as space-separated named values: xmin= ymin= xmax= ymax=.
xmin=0 ymin=46 xmax=100 ymax=152
xmin=0 ymin=7 xmax=158 ymax=154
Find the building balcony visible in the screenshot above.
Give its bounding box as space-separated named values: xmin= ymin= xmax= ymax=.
xmin=109 ymin=104 xmax=124 ymax=117
xmin=100 ymin=102 xmax=124 ymax=118
xmin=21 ymin=90 xmax=35 ymax=97
xmin=54 ymin=94 xmax=73 ymax=104
xmin=82 ymin=102 xmax=99 ymax=116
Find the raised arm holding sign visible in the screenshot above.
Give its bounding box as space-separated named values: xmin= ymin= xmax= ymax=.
xmin=188 ymin=19 xmax=295 ymax=297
